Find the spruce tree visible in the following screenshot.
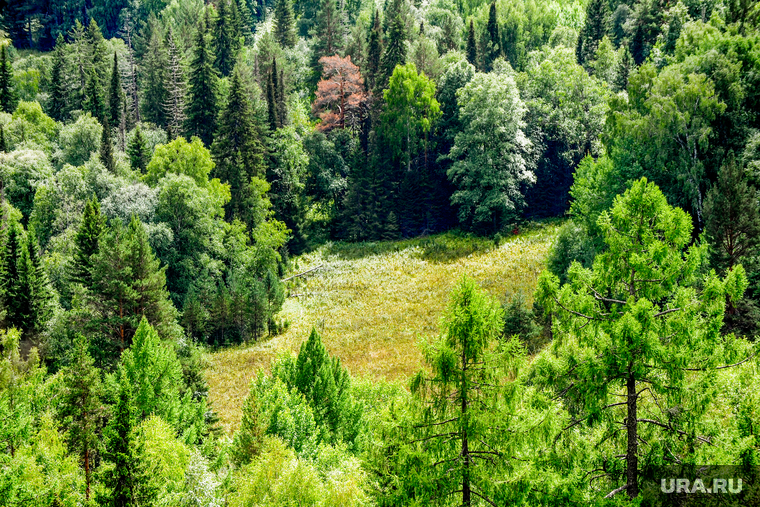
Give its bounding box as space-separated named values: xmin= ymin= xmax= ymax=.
xmin=380 ymin=0 xmax=407 ymax=86
xmin=86 ymin=19 xmax=109 ymax=85
xmin=615 ymin=45 xmax=634 ymax=92
xmin=267 ymin=69 xmax=279 ymax=131
xmin=108 ymin=53 xmax=123 ymax=130
xmin=484 ymin=3 xmax=500 ymax=71
xmin=0 ymin=44 xmax=16 ymax=114
xmin=70 ymin=197 xmax=106 ymax=290
xmin=185 ymin=17 xmax=219 ymax=147
xmin=1 ymin=222 xmax=23 ymax=329
xmin=99 ymin=119 xmax=117 ymax=173
xmin=365 ymin=10 xmax=382 ymax=91
xmin=466 ymin=19 xmax=477 ymax=67
xmin=576 ymin=0 xmax=609 ymax=66
xmin=60 ymin=336 xmax=103 ymax=502
xmin=309 ymin=0 xmax=345 ymax=88
xmin=26 ymin=227 xmax=51 ymax=334
xmin=140 ymin=26 xmax=168 ymax=127
xmin=231 ymin=385 xmax=264 ymax=465
xmin=103 ymin=370 xmax=136 ymax=507
xmin=277 ymin=68 xmax=287 ymax=127
xmin=214 ymin=0 xmax=241 ymax=76
xmin=49 ymin=34 xmax=68 ymax=121
xmin=274 ymin=0 xmax=297 ymax=48
xmin=0 ymin=126 xmax=6 ymax=153
xmin=127 ymin=125 xmax=149 ymax=172
xmin=212 ymin=64 xmax=266 ymax=225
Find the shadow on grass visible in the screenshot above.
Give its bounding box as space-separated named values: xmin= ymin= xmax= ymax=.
xmin=322 ymin=220 xmax=561 ymax=263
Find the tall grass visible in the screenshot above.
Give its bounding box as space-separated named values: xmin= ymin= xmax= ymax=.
xmin=207 ymin=222 xmax=559 ymax=433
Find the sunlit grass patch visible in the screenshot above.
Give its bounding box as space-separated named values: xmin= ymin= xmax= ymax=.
xmin=207 ymin=222 xmax=560 ymax=434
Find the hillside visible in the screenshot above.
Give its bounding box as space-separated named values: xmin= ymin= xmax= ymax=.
xmin=207 ymin=222 xmax=559 ymax=433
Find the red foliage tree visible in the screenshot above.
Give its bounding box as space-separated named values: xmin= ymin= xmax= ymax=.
xmin=313 ymin=55 xmax=367 ymax=131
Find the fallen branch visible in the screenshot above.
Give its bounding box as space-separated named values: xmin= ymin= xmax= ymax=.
xmin=281 ymin=264 xmax=324 ymax=282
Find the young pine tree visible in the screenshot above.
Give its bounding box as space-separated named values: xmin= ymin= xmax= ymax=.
xmin=127 ymin=125 xmax=150 ymax=172
xmin=49 ymin=34 xmax=68 ymax=121
xmin=231 ymin=385 xmax=264 ymax=465
xmin=185 ymin=17 xmax=219 ymax=147
xmin=60 ymin=336 xmax=103 ymax=502
xmin=274 ymin=0 xmax=297 ymax=48
xmin=0 ymin=44 xmax=17 ymax=113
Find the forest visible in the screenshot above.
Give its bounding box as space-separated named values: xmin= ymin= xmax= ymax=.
xmin=1 ymin=0 xmax=760 ymax=504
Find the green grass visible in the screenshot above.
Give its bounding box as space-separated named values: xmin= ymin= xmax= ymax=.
xmin=206 ymin=222 xmax=560 ymax=434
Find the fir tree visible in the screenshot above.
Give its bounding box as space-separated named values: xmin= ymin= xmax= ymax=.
xmin=380 ymin=0 xmax=407 ymax=86
xmin=231 ymin=386 xmax=264 ymax=465
xmin=267 ymin=69 xmax=279 ymax=131
xmin=0 ymin=126 xmax=6 ymax=153
xmin=277 ymin=68 xmax=287 ymax=127
xmin=185 ymin=17 xmax=219 ymax=147
xmin=212 ymin=64 xmax=266 ymax=225
xmin=466 ymin=19 xmax=477 ymax=67
xmin=86 ymin=19 xmax=108 ymax=85
xmin=365 ymin=10 xmax=382 ymax=91
xmin=0 ymin=44 xmax=16 ymax=114
xmin=108 ymin=53 xmax=123 ymax=131
xmin=26 ymin=227 xmax=52 ymax=334
xmin=127 ymin=125 xmax=148 ymax=173
xmin=103 ymin=371 xmax=136 ymax=507
xmin=70 ymin=197 xmax=106 ymax=290
xmin=615 ymin=45 xmax=634 ymax=92
xmin=274 ymin=0 xmax=297 ymax=48
xmin=140 ymin=26 xmax=168 ymax=127
xmin=484 ymin=3 xmax=500 ymax=71
xmin=576 ymin=0 xmax=608 ymax=66
xmin=214 ymin=0 xmax=241 ymax=76
xmin=60 ymin=336 xmax=103 ymax=502
xmin=309 ymin=0 xmax=345 ymax=88
xmin=99 ymin=119 xmax=117 ymax=173
xmin=49 ymin=34 xmax=68 ymax=121
xmin=83 ymin=66 xmax=106 ymax=124
xmin=1 ymin=222 xmax=23 ymax=329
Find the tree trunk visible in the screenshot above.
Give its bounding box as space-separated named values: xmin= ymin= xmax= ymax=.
xmin=626 ymin=368 xmax=638 ymax=498
xmin=461 ymin=347 xmax=471 ymax=506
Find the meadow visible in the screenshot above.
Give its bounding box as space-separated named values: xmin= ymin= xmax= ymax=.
xmin=207 ymin=221 xmax=560 ymax=433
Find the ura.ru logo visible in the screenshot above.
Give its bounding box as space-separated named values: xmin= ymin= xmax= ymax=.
xmin=660 ymin=478 xmax=743 ymax=494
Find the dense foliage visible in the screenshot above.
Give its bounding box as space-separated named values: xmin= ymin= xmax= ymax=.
xmin=2 ymin=0 xmax=760 ymax=504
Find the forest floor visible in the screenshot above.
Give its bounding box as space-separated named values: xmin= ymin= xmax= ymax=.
xmin=206 ymin=221 xmax=560 ymax=434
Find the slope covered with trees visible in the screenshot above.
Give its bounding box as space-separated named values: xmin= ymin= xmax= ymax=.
xmin=1 ymin=0 xmax=760 ymax=504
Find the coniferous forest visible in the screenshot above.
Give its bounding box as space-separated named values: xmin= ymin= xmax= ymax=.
xmin=1 ymin=0 xmax=760 ymax=505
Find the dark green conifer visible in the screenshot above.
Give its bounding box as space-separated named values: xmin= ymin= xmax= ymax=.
xmin=108 ymin=53 xmax=123 ymax=129
xmin=49 ymin=34 xmax=68 ymax=121
xmin=70 ymin=197 xmax=106 ymax=290
xmin=0 ymin=45 xmax=17 ymax=113
xmin=366 ymin=10 xmax=382 ymax=91
xmin=1 ymin=222 xmax=23 ymax=327
xmin=184 ymin=17 xmax=219 ymax=147
xmin=213 ymin=64 xmax=266 ymax=224
xmin=466 ymin=19 xmax=477 ymax=67
xmin=274 ymin=0 xmax=297 ymax=48
xmin=103 ymin=371 xmax=136 ymax=507
xmin=484 ymin=3 xmax=500 ymax=70
xmin=83 ymin=66 xmax=106 ymax=124
xmin=615 ymin=45 xmax=634 ymax=91
xmin=0 ymin=125 xmax=6 ymax=153
xmin=127 ymin=125 xmax=149 ymax=172
xmin=26 ymin=227 xmax=52 ymax=334
xmin=277 ymin=69 xmax=286 ymax=127
xmin=267 ymin=69 xmax=279 ymax=131
xmin=380 ymin=0 xmax=406 ymax=86
xmin=99 ymin=119 xmax=117 ymax=173
xmin=140 ymin=25 xmax=168 ymax=127
xmin=214 ymin=0 xmax=241 ymax=76
xmin=576 ymin=0 xmax=609 ymax=66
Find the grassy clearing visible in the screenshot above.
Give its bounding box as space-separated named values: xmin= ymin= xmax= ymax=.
xmin=207 ymin=222 xmax=560 ymax=434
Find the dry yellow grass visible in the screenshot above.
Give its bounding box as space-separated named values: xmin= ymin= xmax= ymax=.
xmin=207 ymin=223 xmax=559 ymax=434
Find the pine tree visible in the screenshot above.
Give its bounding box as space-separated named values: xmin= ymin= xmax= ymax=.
xmin=108 ymin=53 xmax=123 ymax=131
xmin=99 ymin=119 xmax=117 ymax=173
xmin=185 ymin=17 xmax=219 ymax=147
xmin=576 ymin=0 xmax=609 ymax=66
xmin=267 ymin=69 xmax=279 ymax=131
xmin=0 ymin=45 xmax=17 ymax=114
xmin=212 ymin=64 xmax=266 ymax=224
xmin=484 ymin=3 xmax=500 ymax=71
xmin=164 ymin=28 xmax=186 ymax=139
xmin=214 ymin=0 xmax=241 ymax=76
xmin=70 ymin=197 xmax=106 ymax=290
xmin=466 ymin=19 xmax=477 ymax=67
xmin=127 ymin=125 xmax=149 ymax=172
xmin=365 ymin=10 xmax=382 ymax=91
xmin=103 ymin=370 xmax=136 ymax=507
xmin=274 ymin=0 xmax=297 ymax=48
xmin=380 ymin=0 xmax=407 ymax=86
xmin=60 ymin=336 xmax=103 ymax=502
xmin=49 ymin=34 xmax=68 ymax=121
xmin=140 ymin=26 xmax=168 ymax=127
